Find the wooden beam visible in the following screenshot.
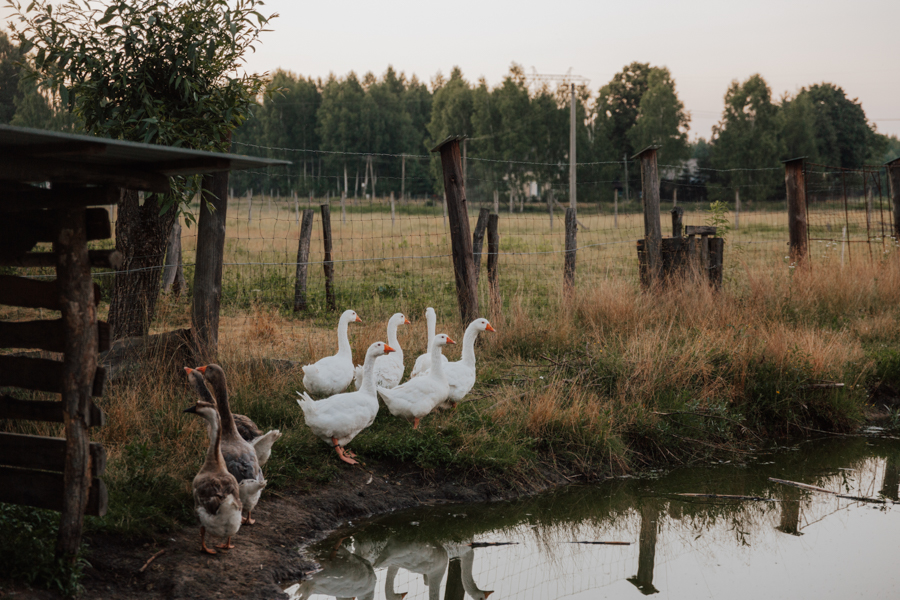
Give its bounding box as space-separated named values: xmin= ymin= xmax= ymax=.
xmin=0 ymin=141 xmax=109 ymax=158
xmin=0 ymin=275 xmax=101 ymax=310
xmin=564 ymin=208 xmax=577 ymax=295
xmin=487 ymin=214 xmax=501 ymax=318
xmin=0 ymin=466 xmax=107 ymax=517
xmin=0 ymin=395 xmax=105 ymax=427
xmin=0 ymin=432 xmax=106 ymax=476
xmin=0 ymin=354 xmax=105 ymax=398
xmin=0 ymin=208 xmax=110 ymax=251
xmin=684 ymin=225 xmax=717 ymax=236
xmin=432 ymin=137 xmax=478 ymax=323
xmin=0 ymin=319 xmax=110 ymax=353
xmin=148 ymin=157 xmax=231 ymax=175
xmin=887 ymin=160 xmax=900 ymax=242
xmin=0 ymin=185 xmax=119 ymax=212
xmin=472 ymin=208 xmax=490 ymax=288
xmin=0 ymin=249 xmax=123 ymax=269
xmin=0 ymin=157 xmax=170 ymax=193
xmin=191 ymin=171 xmax=229 ymax=361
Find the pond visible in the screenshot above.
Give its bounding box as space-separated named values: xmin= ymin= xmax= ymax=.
xmin=286 ymin=430 xmax=900 ymax=599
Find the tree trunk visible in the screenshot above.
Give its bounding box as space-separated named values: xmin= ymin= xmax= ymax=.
xmin=108 ymin=190 xmax=178 ymax=339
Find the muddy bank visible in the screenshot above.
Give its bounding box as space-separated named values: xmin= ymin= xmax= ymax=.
xmin=68 ymin=461 xmax=569 ymax=600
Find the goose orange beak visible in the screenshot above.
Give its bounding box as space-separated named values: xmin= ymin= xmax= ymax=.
xmin=485 ymin=323 xmax=496 ymax=332
xmin=446 ymin=337 xmax=456 ymax=345
xmin=196 ymin=366 xmax=207 ymax=373
xmin=404 ymin=317 xmax=411 ymax=324
xmin=384 ymin=344 xmax=396 ymax=354
xmin=184 ymin=367 xmax=193 ymax=374
xmin=355 ymin=315 xmax=363 ymax=323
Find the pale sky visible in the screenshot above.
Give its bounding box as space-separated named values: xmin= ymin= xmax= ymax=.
xmin=4 ymin=0 xmax=899 ymax=140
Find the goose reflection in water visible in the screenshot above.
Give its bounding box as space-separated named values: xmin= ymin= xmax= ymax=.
xmin=288 ymin=536 xmax=495 ymax=600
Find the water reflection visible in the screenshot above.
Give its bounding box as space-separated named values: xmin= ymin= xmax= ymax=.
xmin=288 ymin=434 xmax=900 ymax=599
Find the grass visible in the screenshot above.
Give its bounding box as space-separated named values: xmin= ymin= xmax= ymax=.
xmin=2 ymin=198 xmax=899 ymax=590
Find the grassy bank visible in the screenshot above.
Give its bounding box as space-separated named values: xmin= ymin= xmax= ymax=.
xmin=4 ymin=232 xmax=900 ymax=593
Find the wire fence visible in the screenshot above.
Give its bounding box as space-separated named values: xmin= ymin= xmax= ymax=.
xmin=5 ymin=144 xmax=897 ymax=361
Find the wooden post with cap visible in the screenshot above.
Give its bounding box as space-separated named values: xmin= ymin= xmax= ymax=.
xmin=783 ymin=157 xmax=808 ymax=265
xmin=432 ymin=135 xmax=478 ymax=323
xmin=634 ymin=145 xmax=662 ymax=285
xmin=887 ymin=157 xmax=900 ymax=243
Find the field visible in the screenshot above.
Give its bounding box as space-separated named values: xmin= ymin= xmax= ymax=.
xmin=3 ymin=196 xmax=900 ymax=592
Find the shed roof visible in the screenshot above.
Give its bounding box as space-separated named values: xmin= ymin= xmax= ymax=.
xmin=0 ymin=124 xmax=287 ymax=193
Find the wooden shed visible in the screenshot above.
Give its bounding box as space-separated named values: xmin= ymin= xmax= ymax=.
xmin=0 ymin=124 xmax=285 ymax=561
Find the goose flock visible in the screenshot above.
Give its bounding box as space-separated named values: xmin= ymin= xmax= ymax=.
xmin=182 ymin=307 xmax=494 ymax=554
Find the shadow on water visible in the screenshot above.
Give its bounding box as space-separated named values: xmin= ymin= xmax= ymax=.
xmin=287 ymin=432 xmax=900 ymax=599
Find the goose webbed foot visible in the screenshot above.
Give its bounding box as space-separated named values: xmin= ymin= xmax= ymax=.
xmin=200 ymin=527 xmax=217 ymax=555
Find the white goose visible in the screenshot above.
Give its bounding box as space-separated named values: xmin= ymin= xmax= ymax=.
xmin=445 ymin=544 xmax=494 ymax=600
xmin=183 ymin=370 xmax=242 ymax=555
xmin=302 ymin=309 xmax=362 ymax=397
xmin=374 ymin=540 xmax=448 ymax=600
xmin=378 ymin=334 xmax=455 ymax=429
xmin=410 ymin=307 xmax=447 ymax=378
xmin=430 ymin=318 xmax=496 ymax=409
xmin=297 ymin=341 xmax=395 ymax=464
xmin=353 ymin=312 xmax=409 ymax=390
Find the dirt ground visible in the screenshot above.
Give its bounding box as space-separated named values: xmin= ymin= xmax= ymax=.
xmin=1 ymin=460 xmax=565 ymax=600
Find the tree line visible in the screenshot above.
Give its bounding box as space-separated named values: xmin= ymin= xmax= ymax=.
xmin=2 ymin=28 xmax=898 ymax=207
xmin=228 ymin=62 xmax=896 ymax=205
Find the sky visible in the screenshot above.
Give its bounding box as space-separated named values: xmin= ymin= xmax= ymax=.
xmin=3 ymin=0 xmax=899 ymax=140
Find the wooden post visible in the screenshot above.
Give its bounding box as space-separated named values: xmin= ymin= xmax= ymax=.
xmin=320 ymin=204 xmax=336 ymax=311
xmin=569 ymin=83 xmax=577 ymax=212
xmin=671 ymin=206 xmax=683 ymax=238
xmin=509 ymin=190 xmax=514 ymax=214
xmin=784 ymin=157 xmax=808 ymax=264
xmin=564 ymin=207 xmax=577 ymax=295
xmin=472 ymin=208 xmax=490 ymax=287
xmin=443 ymin=193 xmax=448 ymax=228
xmin=54 ymin=207 xmax=97 ymax=563
xmin=340 ymin=190 xmax=347 ymax=223
xmin=493 ymin=189 xmax=499 ymax=214
xmin=889 ymin=158 xmax=900 ymax=243
xmin=432 ymin=136 xmax=479 ymax=323
xmin=401 ymin=154 xmax=406 ymax=202
xmin=673 ymin=188 xmax=677 ymax=206
xmin=614 ymin=188 xmax=619 ymax=228
xmin=192 ymin=171 xmax=229 ymax=360
xmin=293 ymin=209 xmax=315 ymax=312
xmin=246 ymin=189 xmax=252 ymax=223
xmin=634 ymin=146 xmax=662 ymax=284
xmin=293 ymin=191 xmax=299 ymax=225
xmin=390 ymin=191 xmax=396 ymax=227
xmin=734 ymin=188 xmax=740 ymax=230
xmin=548 ymin=190 xmax=554 ymax=230
xmin=487 ymin=214 xmax=500 ymax=318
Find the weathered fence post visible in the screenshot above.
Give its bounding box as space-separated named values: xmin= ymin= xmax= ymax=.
xmin=887 ymin=157 xmax=900 ymax=242
xmin=569 ymin=82 xmax=577 ymax=212
xmin=193 ymin=171 xmax=229 ymax=361
xmin=293 ymin=209 xmax=315 ymax=312
xmin=493 ymin=189 xmax=499 ymax=214
xmin=54 ymin=207 xmax=96 ymax=563
xmin=432 ymin=135 xmax=478 ymax=323
xmin=548 ymin=190 xmax=554 ymax=230
xmin=614 ymin=188 xmax=619 ymax=228
xmin=671 ymin=206 xmax=683 ymax=238
xmin=293 ymin=191 xmax=299 ymax=225
xmin=487 ymin=214 xmax=500 ymax=318
xmin=564 ymin=207 xmax=577 ymax=295
xmin=401 ymin=154 xmax=406 ymax=202
xmin=472 ymin=208 xmax=490 ymax=287
xmin=320 ymin=203 xmax=336 ymax=311
xmin=390 ymin=191 xmax=396 ymax=227
xmin=734 ymin=188 xmax=740 ymax=230
xmin=246 ymin=189 xmax=252 ymax=223
xmin=509 ymin=190 xmax=514 ymax=214
xmin=634 ymin=145 xmax=662 ymax=284
xmin=783 ymin=157 xmax=808 ymax=264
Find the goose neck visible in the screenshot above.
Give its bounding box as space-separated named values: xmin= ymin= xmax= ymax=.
xmin=387 ymin=320 xmax=401 ymax=350
xmin=202 ymin=410 xmax=224 ymax=471
xmin=426 ymin=311 xmax=436 ymax=344
xmin=337 ymin=316 xmax=352 ymax=356
xmin=360 ymin=350 xmax=379 ymax=395
xmin=429 ymin=343 xmax=445 ymax=378
xmin=210 ymin=376 xmax=240 ymax=440
xmin=461 ymin=324 xmax=480 ymax=366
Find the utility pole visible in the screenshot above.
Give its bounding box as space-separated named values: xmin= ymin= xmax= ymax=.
xmin=523 ymin=70 xmax=589 ymax=214
xmin=570 ymin=83 xmax=576 ymax=212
